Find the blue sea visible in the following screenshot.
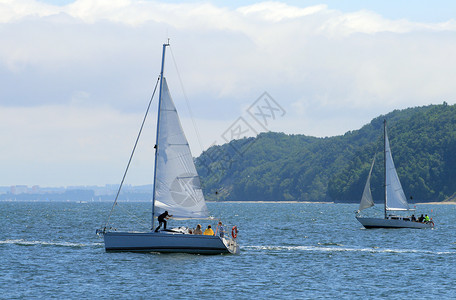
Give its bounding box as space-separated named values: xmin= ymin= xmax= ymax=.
xmin=1 ymin=202 xmax=455 ymax=299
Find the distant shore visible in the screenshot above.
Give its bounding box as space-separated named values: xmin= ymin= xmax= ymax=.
xmin=207 ymin=201 xmax=334 ymax=204
xmin=1 ymin=200 xmax=455 ymax=204
xmin=210 ymin=201 xmax=456 ymax=205
xmin=416 ymin=201 xmax=456 ymax=205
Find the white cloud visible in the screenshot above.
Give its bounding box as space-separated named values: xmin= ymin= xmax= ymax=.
xmin=1 ymin=0 xmax=455 ymax=185
xmin=237 ymin=2 xmax=327 ymax=22
xmin=0 ymin=0 xmax=57 ymax=23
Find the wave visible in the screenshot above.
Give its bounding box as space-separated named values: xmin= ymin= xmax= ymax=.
xmin=0 ymin=239 xmax=103 ymax=248
xmin=243 ymin=245 xmax=456 ymax=255
xmin=317 ymin=242 xmax=344 ymax=246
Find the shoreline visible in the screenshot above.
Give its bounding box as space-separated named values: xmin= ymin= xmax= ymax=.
xmin=209 ymin=201 xmax=456 ymax=205
xmin=415 ymin=201 xmax=456 ymax=205
xmin=206 ymin=201 xmax=334 ymax=204
xmin=1 ymin=200 xmax=455 ymax=204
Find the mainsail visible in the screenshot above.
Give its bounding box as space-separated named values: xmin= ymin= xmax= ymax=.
xmin=154 ymin=77 xmax=209 ymax=219
xmin=359 ymin=156 xmax=375 ymax=212
xmin=384 ymin=128 xmax=409 ymax=211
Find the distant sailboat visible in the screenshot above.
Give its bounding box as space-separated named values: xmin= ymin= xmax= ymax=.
xmin=356 ymin=120 xmax=434 ymax=229
xmin=97 ymin=43 xmax=239 ymax=254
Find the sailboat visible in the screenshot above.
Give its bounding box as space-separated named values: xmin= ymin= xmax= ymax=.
xmin=97 ymin=43 xmax=239 ymax=254
xmin=356 ymin=120 xmax=434 ymax=229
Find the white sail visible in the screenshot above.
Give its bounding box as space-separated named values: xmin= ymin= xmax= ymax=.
xmin=154 ymin=77 xmax=209 ymax=219
xmin=384 ymin=129 xmax=409 ymax=211
xmin=359 ymin=156 xmax=375 ymax=212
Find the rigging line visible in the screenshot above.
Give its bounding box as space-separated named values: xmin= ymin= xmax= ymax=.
xmin=168 ymin=45 xmax=205 ymax=154
xmin=103 ymin=76 xmax=161 ymax=229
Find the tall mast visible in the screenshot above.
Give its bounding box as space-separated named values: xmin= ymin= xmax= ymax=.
xmin=152 ymin=42 xmax=169 ymax=230
xmin=383 ymin=119 xmax=387 ymax=219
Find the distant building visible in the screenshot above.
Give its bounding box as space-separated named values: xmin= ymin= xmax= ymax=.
xmin=11 ymin=185 xmax=28 ymax=194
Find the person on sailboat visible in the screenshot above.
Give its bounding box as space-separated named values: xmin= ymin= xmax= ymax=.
xmin=154 ymin=211 xmax=173 ymax=232
xmin=215 ymin=221 xmax=225 ymax=238
xmin=418 ymin=214 xmax=425 ymax=222
xmin=203 ymin=225 xmax=214 ymax=236
xmin=424 ymin=214 xmax=430 ymax=223
xmin=194 ymin=224 xmax=203 ymax=235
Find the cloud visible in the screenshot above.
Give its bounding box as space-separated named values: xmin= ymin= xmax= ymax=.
xmin=237 ymin=2 xmax=327 ymax=22
xmin=1 ymin=0 xmax=455 ymax=185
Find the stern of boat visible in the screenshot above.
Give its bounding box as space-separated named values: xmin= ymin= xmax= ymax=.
xmin=223 ymin=237 xmax=240 ymax=254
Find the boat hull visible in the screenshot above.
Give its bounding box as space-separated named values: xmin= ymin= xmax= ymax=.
xmin=356 ymin=217 xmax=434 ymax=229
xmin=103 ymin=231 xmax=239 ymax=254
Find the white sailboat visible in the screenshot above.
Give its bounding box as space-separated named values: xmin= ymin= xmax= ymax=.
xmin=356 ymin=120 xmax=434 ymax=229
xmin=98 ymin=43 xmax=239 ymax=254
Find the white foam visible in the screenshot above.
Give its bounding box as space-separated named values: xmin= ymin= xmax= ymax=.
xmin=0 ymin=239 xmax=102 ymax=247
xmin=243 ymin=245 xmax=456 ymax=255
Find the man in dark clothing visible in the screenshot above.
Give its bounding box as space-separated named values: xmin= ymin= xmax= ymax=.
xmin=155 ymin=211 xmax=172 ymax=232
xmin=418 ymin=214 xmax=424 ymax=222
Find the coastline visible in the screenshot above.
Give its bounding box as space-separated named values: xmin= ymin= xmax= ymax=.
xmin=208 ymin=201 xmax=456 ymax=205
xmin=416 ymin=201 xmax=456 ymax=205
xmin=207 ymin=201 xmax=334 ymax=204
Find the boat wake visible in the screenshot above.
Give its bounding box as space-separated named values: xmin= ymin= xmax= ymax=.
xmin=0 ymin=239 xmax=103 ymax=248
xmin=244 ymin=245 xmax=456 ymax=255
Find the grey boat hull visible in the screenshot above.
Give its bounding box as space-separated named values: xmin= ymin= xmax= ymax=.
xmin=356 ymin=216 xmax=434 ymax=229
xmin=103 ymin=231 xmax=239 ymax=254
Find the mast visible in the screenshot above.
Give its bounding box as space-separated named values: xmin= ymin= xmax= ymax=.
xmin=383 ymin=119 xmax=387 ymax=219
xmin=152 ymin=42 xmax=169 ymax=230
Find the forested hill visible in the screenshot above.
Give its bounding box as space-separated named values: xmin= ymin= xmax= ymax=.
xmin=195 ymin=103 xmax=456 ymax=202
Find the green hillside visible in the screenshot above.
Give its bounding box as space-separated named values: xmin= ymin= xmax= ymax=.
xmin=195 ymin=103 xmax=456 ymax=202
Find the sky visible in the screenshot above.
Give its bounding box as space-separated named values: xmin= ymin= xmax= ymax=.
xmin=1 ymin=0 xmax=455 ymax=187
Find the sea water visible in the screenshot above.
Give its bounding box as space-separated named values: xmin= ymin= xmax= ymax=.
xmin=0 ymin=201 xmax=455 ymax=299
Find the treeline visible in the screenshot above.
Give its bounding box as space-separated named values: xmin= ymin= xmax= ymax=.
xmin=195 ymin=103 xmax=456 ymax=202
